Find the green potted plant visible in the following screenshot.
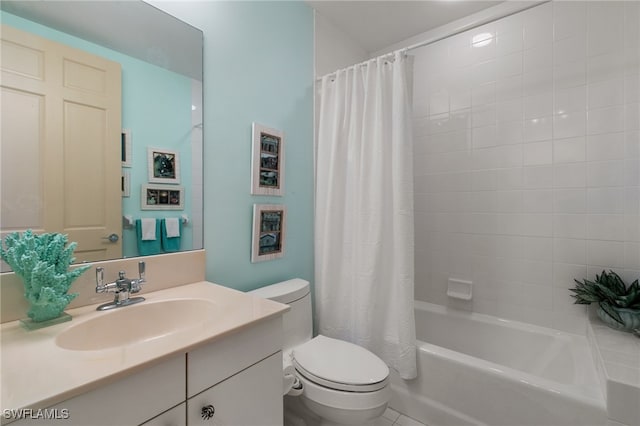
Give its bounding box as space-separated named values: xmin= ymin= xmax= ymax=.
xmin=570 ymin=270 xmax=640 ymax=332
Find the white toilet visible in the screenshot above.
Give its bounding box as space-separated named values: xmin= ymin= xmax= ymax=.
xmin=249 ymin=279 xmax=390 ymax=426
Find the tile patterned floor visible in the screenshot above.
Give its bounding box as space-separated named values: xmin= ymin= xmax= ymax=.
xmin=375 ymin=408 xmax=428 ymax=426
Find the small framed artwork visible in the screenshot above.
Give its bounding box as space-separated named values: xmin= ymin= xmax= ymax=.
xmin=121 ymin=129 xmax=132 ymax=168
xmin=251 ymin=204 xmax=286 ymax=262
xmin=141 ymin=184 xmax=185 ymax=210
xmin=148 ymin=147 xmax=180 ymax=184
xmin=121 ymin=170 xmax=131 ymax=197
xmin=251 ymin=123 xmax=284 ymax=196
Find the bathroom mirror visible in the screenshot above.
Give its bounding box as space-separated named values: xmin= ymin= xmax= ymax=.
xmin=0 ymin=0 xmax=203 ymax=271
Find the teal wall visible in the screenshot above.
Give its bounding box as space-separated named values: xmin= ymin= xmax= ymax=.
xmin=156 ymin=1 xmax=315 ymax=291
xmin=1 ymin=12 xmax=194 ymax=257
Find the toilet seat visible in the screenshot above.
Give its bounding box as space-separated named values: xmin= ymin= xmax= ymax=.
xmin=292 ymin=335 xmax=389 ymax=393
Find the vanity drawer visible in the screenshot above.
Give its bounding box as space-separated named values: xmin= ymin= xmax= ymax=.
xmin=187 ymin=316 xmax=282 ymax=397
xmin=187 ymin=352 xmax=282 ymax=426
xmin=8 ymin=354 xmax=185 ymax=426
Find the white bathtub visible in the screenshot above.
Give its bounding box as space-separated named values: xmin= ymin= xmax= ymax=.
xmin=389 ymin=301 xmax=607 ymax=426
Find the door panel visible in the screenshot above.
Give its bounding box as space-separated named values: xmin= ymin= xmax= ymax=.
xmin=1 ymin=25 xmax=122 ymax=264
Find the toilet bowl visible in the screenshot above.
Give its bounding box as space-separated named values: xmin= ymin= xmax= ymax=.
xmin=249 ymin=279 xmax=391 ymax=426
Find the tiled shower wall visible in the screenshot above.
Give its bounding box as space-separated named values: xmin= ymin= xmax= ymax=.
xmin=413 ymin=1 xmax=639 ymax=333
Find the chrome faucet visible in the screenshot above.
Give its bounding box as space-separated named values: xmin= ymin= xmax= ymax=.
xmin=95 ymin=261 xmax=146 ymax=311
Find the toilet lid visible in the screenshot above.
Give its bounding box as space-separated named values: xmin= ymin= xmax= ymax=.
xmin=292 ymin=335 xmax=389 ymax=392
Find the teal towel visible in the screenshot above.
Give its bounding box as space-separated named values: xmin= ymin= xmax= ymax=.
xmin=136 ymin=219 xmax=162 ymax=256
xmin=161 ymin=218 xmax=182 ymax=252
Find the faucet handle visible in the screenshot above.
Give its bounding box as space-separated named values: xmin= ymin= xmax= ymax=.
xmin=138 ymin=261 xmax=146 ymax=283
xmin=96 ymin=267 xmax=105 ymax=292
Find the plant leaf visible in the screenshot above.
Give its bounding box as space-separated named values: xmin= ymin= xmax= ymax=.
xmin=599 ymin=301 xmax=624 ymax=325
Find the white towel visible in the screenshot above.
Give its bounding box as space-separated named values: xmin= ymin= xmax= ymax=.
xmin=141 ymin=218 xmax=157 ymax=241
xmin=165 ymin=217 xmax=180 ymax=238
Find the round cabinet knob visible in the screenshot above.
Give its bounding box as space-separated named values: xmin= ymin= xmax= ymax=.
xmin=102 ymin=233 xmax=119 ymax=243
xmin=201 ymin=404 xmax=215 ymax=421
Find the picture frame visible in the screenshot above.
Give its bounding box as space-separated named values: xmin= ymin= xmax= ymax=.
xmin=251 ymin=123 xmax=284 ymax=196
xmin=121 ymin=170 xmax=131 ymax=197
xmin=141 ymin=184 xmax=185 ymax=210
xmin=251 ymin=204 xmax=286 ymax=263
xmin=147 ymin=147 xmax=180 ymax=184
xmin=121 ymin=129 xmax=132 ymax=168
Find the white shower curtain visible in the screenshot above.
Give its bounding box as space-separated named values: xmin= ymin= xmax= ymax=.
xmin=315 ymin=51 xmax=417 ymax=379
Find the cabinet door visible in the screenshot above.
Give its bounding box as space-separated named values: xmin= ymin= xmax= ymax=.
xmin=140 ymin=402 xmax=186 ymax=426
xmin=187 ymin=352 xmax=282 ymax=426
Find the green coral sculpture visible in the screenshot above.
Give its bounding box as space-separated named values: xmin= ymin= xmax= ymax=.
xmin=1 ymin=230 xmax=91 ymax=322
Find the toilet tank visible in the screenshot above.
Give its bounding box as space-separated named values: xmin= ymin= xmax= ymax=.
xmin=249 ymin=279 xmax=312 ymax=351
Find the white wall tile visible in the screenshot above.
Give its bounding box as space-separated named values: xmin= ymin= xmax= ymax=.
xmin=524 ymin=92 xmax=553 ymax=119
xmin=626 ymin=159 xmax=640 ymax=186
xmin=554 ymin=163 xmax=586 ymax=188
xmin=410 ymin=0 xmax=637 ymax=333
xmin=472 ymin=82 xmax=496 ymax=106
xmin=588 ymin=77 xmax=625 ymax=110
xmin=495 ymin=98 xmax=523 ymax=123
xmin=496 ymin=51 xmax=523 ymax=79
xmin=587 ymin=188 xmax=625 ymax=214
xmin=523 ymin=166 xmax=553 ymax=189
xmin=554 ymin=189 xmax=586 ymax=214
xmin=523 ymin=236 xmax=553 ymax=262
xmin=495 ymin=75 xmax=522 ymax=101
xmin=554 ymin=238 xmax=586 ymax=265
xmin=587 ymin=240 xmax=625 ymax=268
xmin=587 ymin=105 xmax=625 ymax=135
xmin=624 ymin=242 xmax=640 ymax=269
xmin=553 ymin=0 xmax=586 ymax=41
xmin=496 ymin=121 xmax=524 ymax=145
xmin=586 ymin=214 xmax=626 ymax=241
xmin=625 ymin=103 xmax=640 ymax=132
xmin=524 ymin=116 xmax=553 ymax=142
xmin=626 ymin=132 xmax=640 ymax=158
xmin=522 ymin=2 xmax=553 ymax=50
xmin=554 ymin=60 xmax=586 ymax=90
xmin=587 ymin=160 xmax=626 ymax=187
xmin=523 ymin=68 xmax=554 ymax=96
xmin=523 ymin=189 xmax=553 ymax=213
xmin=588 ymin=52 xmax=626 ymax=83
xmin=587 ymin=132 xmax=626 ymax=161
xmin=523 ymin=140 xmax=553 ymax=166
xmin=553 ymin=111 xmax=586 ymax=139
xmin=554 ymin=85 xmax=586 ymax=115
xmin=587 ymin=2 xmax=624 ymax=58
xmin=554 ymin=214 xmax=587 ymax=239
xmin=554 ymin=35 xmax=587 ymax=67
xmin=553 ymin=262 xmax=587 ymax=289
xmin=553 ymin=137 xmax=585 ymax=164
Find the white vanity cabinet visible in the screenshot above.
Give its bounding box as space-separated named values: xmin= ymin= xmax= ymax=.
xmin=7 ymin=316 xmax=284 ymax=426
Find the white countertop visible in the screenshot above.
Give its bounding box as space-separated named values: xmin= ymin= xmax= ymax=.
xmin=0 ymin=281 xmax=288 ymax=413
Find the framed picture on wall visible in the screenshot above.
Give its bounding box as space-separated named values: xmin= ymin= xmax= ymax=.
xmin=121 ymin=129 xmax=132 ymax=168
xmin=148 ymin=147 xmax=180 ymax=184
xmin=251 ymin=123 xmax=284 ymax=196
xmin=121 ymin=170 xmax=131 ymax=197
xmin=251 ymin=204 xmax=286 ymax=262
xmin=141 ymin=184 xmax=184 ymax=210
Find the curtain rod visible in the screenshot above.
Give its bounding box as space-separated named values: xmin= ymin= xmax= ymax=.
xmin=315 ymin=0 xmax=550 ymax=83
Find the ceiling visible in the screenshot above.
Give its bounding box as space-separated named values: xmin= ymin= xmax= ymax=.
xmin=307 ymin=0 xmax=503 ymax=53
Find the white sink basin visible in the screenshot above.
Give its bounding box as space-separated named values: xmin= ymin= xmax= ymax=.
xmin=55 ymin=299 xmax=220 ymax=351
